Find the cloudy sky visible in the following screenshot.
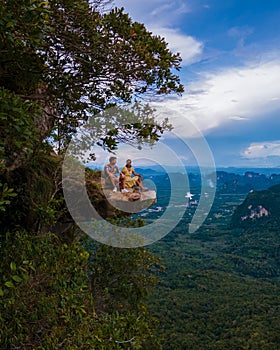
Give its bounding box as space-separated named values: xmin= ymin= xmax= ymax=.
xmin=111 ymin=0 xmax=280 ymax=168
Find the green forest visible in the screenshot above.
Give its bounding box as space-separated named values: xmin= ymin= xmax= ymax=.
xmin=0 ymin=0 xmax=182 ymax=348
xmin=148 ymin=187 xmax=280 ymax=349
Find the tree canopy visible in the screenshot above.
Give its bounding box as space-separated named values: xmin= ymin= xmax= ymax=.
xmin=1 ymin=0 xmax=183 ymax=168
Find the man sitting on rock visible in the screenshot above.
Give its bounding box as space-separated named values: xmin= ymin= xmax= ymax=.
xmin=104 ymin=156 xmax=127 ymax=193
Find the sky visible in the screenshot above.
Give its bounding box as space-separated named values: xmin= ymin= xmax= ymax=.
xmin=109 ymin=0 xmax=280 ymax=168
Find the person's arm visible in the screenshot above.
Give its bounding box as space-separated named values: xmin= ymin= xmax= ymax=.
xmin=132 ymin=168 xmax=139 ymax=176
xmin=104 ymin=165 xmax=115 ymax=179
xmin=104 ymin=165 xmax=110 ymax=177
xmin=132 ymin=168 xmax=143 ymax=181
xmin=104 ymin=165 xmax=115 ymax=187
xmin=122 ymin=167 xmax=127 ymax=175
xmin=115 ymin=166 xmax=120 ymax=175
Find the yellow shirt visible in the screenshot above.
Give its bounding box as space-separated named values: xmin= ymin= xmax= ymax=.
xmin=122 ymin=166 xmax=139 ymax=187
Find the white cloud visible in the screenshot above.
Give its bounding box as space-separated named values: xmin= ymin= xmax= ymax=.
xmin=229 ymin=116 xmax=249 ymax=121
xmin=150 ymin=27 xmax=203 ymax=65
xmin=228 ymin=26 xmax=254 ymax=48
xmin=242 ymin=141 xmax=280 ymax=159
xmin=113 ymin=0 xmax=191 ymax=25
xmin=153 ymin=59 xmax=280 ymax=136
xmin=113 ymin=0 xmax=203 ymax=66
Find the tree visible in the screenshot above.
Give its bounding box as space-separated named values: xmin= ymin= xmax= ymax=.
xmin=1 ymin=0 xmax=184 ymax=169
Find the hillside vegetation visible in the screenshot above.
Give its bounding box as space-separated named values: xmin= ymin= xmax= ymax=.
xmin=0 ymin=0 xmax=183 ymax=348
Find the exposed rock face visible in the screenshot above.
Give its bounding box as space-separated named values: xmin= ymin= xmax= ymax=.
xmin=231 ymin=184 xmax=280 ymax=228
xmin=241 ymin=205 xmax=269 ymax=221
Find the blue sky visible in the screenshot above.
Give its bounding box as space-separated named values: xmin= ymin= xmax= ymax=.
xmin=110 ymin=0 xmax=280 ymax=168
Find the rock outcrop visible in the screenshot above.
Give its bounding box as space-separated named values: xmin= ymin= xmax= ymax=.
xmin=104 ymin=188 xmax=156 ymax=214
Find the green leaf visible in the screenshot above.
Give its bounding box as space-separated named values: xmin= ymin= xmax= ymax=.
xmin=38 ymin=2 xmax=49 ymax=8
xmin=0 ymin=288 xmax=4 ymax=297
xmin=12 ymin=275 xmax=22 ymax=283
xmin=6 ymin=21 xmax=14 ymax=28
xmin=10 ymin=262 xmax=16 ymax=271
xmin=5 ymin=281 xmax=15 ymax=288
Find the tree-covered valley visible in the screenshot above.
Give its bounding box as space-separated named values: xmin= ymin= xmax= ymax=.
xmin=144 ymin=170 xmax=280 ymax=349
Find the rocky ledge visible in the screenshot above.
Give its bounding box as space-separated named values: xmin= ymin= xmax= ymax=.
xmin=104 ymin=189 xmax=157 ymax=214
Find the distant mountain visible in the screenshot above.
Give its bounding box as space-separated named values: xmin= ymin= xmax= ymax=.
xmin=139 ymin=169 xmax=280 ymax=193
xmin=136 ymin=167 xmax=166 ymax=175
xmin=217 ymin=167 xmax=280 ymax=175
xmin=216 ymin=171 xmax=280 ymax=193
xmin=88 ymin=164 xmax=280 ymax=195
xmin=231 ymin=184 xmax=280 ymax=228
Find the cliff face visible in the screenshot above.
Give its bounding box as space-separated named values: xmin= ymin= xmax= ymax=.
xmin=231 ymin=184 xmax=280 ymax=228
xmin=10 ymin=164 xmax=157 ymax=236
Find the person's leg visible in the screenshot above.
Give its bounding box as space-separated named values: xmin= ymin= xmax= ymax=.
xmin=109 ymin=175 xmax=116 ymax=187
xmin=119 ymin=173 xmax=125 ymax=190
xmin=108 ymin=175 xmax=118 ymax=191
xmin=136 ymin=177 xmax=148 ymax=191
xmin=120 ymin=174 xmax=130 ymax=192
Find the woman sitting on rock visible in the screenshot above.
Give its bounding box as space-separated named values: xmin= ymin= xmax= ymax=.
xmin=121 ymin=159 xmax=148 ymax=191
